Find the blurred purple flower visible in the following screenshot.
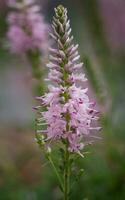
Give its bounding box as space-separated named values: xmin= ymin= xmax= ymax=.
xmin=8 ymin=0 xmax=16 ymax=6
xmin=7 ymin=0 xmax=49 ymax=54
xmin=98 ymin=0 xmax=125 ymax=51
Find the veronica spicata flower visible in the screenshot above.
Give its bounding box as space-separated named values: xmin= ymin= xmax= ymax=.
xmin=7 ymin=0 xmax=48 ymax=54
xmin=36 ymin=5 xmax=101 ymax=154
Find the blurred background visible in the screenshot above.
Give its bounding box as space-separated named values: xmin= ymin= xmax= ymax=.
xmin=0 ymin=0 xmax=125 ymax=199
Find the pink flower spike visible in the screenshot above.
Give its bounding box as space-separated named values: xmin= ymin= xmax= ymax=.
xmin=35 ymin=5 xmax=101 ymax=154
xmin=7 ymin=0 xmax=49 ymax=54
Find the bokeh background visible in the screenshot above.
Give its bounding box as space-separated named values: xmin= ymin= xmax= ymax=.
xmin=0 ymin=0 xmax=125 ymax=199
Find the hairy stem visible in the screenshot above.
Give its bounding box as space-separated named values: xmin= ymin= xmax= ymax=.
xmin=64 ymin=143 xmax=70 ymax=200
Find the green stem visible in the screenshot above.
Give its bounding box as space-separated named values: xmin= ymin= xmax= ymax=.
xmin=64 ymin=143 xmax=70 ymax=200
xmin=47 ymin=155 xmax=64 ymax=191
xmin=27 ymin=50 xmax=46 ymax=96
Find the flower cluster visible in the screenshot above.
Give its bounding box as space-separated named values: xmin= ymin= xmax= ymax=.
xmin=7 ymin=0 xmax=48 ymax=54
xmin=36 ymin=5 xmax=101 ymax=154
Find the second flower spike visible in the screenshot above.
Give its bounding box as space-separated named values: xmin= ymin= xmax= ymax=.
xmin=7 ymin=0 xmax=48 ymax=54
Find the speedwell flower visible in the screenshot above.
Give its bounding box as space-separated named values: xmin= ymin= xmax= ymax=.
xmin=7 ymin=0 xmax=48 ymax=54
xmin=35 ymin=5 xmax=101 ymax=154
